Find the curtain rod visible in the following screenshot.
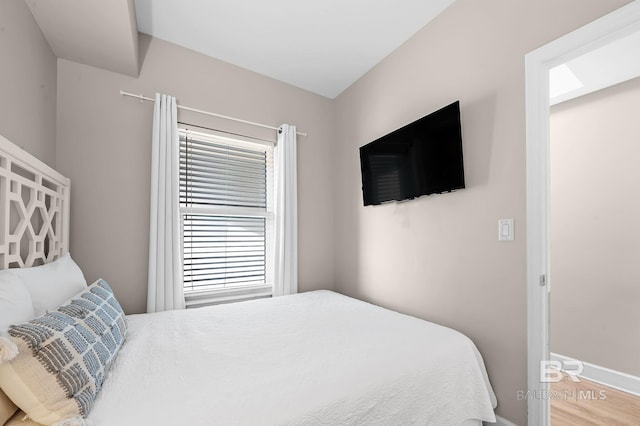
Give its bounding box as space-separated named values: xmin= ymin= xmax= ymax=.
xmin=119 ymin=90 xmax=307 ymax=137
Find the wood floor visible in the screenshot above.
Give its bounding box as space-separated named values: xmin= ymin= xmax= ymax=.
xmin=551 ymin=371 xmax=640 ymax=425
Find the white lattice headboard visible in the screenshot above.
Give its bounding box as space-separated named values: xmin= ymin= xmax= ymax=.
xmin=0 ymin=134 xmax=70 ymax=269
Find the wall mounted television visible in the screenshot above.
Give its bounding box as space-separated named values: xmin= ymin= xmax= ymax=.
xmin=359 ymin=101 xmax=465 ymax=206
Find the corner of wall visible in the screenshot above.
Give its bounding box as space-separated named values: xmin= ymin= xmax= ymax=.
xmin=0 ymin=0 xmax=57 ymax=167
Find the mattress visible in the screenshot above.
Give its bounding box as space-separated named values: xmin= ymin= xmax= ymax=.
xmin=7 ymin=290 xmax=497 ymax=425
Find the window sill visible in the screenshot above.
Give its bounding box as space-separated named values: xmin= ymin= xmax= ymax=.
xmin=184 ymin=284 xmax=272 ymax=308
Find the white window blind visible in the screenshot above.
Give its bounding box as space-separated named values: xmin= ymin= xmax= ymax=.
xmin=179 ymin=129 xmax=274 ymax=298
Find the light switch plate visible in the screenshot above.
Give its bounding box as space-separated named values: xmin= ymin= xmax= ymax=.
xmin=498 ymin=219 xmax=514 ymax=241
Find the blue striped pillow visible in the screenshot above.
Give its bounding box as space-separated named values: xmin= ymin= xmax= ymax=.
xmin=0 ymin=279 xmax=126 ymax=425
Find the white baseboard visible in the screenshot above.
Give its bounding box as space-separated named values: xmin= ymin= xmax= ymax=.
xmin=484 ymin=414 xmax=518 ymax=426
xmin=551 ymin=352 xmax=640 ymax=396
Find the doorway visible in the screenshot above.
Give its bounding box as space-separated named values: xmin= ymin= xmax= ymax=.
xmin=525 ymin=2 xmax=640 ymax=425
xmin=549 ymin=70 xmax=640 ymax=425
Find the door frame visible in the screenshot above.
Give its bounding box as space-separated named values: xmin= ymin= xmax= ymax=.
xmin=525 ymin=2 xmax=640 ymax=425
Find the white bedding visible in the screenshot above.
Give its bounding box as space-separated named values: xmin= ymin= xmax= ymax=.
xmin=9 ymin=290 xmax=497 ymax=425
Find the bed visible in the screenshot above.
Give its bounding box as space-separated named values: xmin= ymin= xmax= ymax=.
xmin=0 ymin=134 xmax=497 ymax=425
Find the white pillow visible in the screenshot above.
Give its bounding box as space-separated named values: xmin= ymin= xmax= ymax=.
xmin=0 ymin=271 xmax=35 ymax=334
xmin=0 ymin=389 xmax=18 ymax=426
xmin=0 ymin=272 xmax=32 ymax=424
xmin=11 ymin=253 xmax=87 ymax=316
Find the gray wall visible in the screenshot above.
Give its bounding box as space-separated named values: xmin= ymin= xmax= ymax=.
xmin=550 ymin=76 xmax=640 ymax=377
xmin=331 ymin=0 xmax=630 ymax=423
xmin=0 ymin=0 xmax=57 ymax=166
xmin=55 ymin=35 xmax=335 ymax=314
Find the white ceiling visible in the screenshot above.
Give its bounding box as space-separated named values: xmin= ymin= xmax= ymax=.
xmin=30 ymin=0 xmax=637 ymax=104
xmin=550 ymin=30 xmax=640 ymax=105
xmin=133 ymin=0 xmax=456 ymax=99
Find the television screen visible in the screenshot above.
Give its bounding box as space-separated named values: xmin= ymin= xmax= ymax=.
xmin=359 ymin=101 xmax=464 ymax=206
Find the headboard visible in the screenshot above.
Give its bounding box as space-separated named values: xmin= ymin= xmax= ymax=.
xmin=0 ymin=134 xmax=70 ymax=269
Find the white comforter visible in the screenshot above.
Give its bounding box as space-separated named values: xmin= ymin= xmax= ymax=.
xmin=78 ymin=291 xmax=495 ymax=425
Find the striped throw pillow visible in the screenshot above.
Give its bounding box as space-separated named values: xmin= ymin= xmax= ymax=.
xmin=0 ymin=279 xmax=126 ymax=425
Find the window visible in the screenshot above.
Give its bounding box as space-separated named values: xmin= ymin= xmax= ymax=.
xmin=179 ymin=129 xmax=274 ymax=305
